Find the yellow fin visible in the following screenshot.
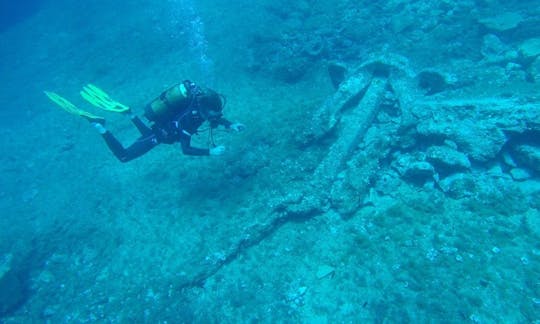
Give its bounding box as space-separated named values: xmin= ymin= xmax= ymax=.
xmin=44 ymin=91 xmax=104 ymax=120
xmin=80 ymin=84 xmax=130 ymax=112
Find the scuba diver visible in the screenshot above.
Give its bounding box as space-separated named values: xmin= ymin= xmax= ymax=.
xmin=45 ymin=80 xmax=245 ymax=162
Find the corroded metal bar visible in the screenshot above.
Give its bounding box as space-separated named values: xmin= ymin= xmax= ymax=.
xmin=314 ymin=77 xmax=388 ymax=184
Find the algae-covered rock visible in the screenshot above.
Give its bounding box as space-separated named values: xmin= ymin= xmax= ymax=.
xmin=426 ymin=145 xmax=471 ymax=172
xmin=509 ymin=168 xmax=531 ymax=181
xmin=530 ymin=56 xmax=540 ymax=82
xmin=417 ymin=119 xmax=507 ymax=162
xmin=518 ymin=38 xmax=540 ymax=59
xmin=513 ymin=144 xmax=540 ymax=173
xmin=374 ymin=171 xmax=401 ymax=195
xmin=478 ymin=12 xmax=523 ymax=31
xmin=438 ymin=173 xmax=476 ymax=198
xmin=481 ymin=34 xmax=518 ymax=63
xmin=393 ymin=154 xmax=435 ymax=181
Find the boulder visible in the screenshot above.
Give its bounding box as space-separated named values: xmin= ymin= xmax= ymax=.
xmin=481 ymin=34 xmax=518 ymax=64
xmin=393 ymin=154 xmax=435 ymax=181
xmin=510 ymin=168 xmax=532 ymax=181
xmin=426 ymin=145 xmax=471 ymax=172
xmin=438 ymin=173 xmax=476 ymax=198
xmin=518 ymin=38 xmax=540 ymax=59
xmin=478 ymin=12 xmax=523 ymax=31
xmin=417 ymin=119 xmax=507 ymax=162
xmin=513 ymin=144 xmax=540 ymax=173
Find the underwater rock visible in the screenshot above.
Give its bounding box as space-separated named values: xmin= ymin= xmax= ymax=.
xmin=502 ymin=151 xmax=518 ymax=168
xmin=402 ymin=161 xmax=435 ymax=180
xmin=481 ymin=34 xmax=518 ymax=64
xmin=524 ymin=209 xmax=540 ymax=238
xmin=486 ymin=164 xmax=508 ymax=178
xmin=478 ymin=12 xmax=523 ymax=32
xmin=273 ymin=188 xmax=324 ymax=220
xmin=393 ymin=154 xmax=435 ymax=182
xmin=417 ymin=119 xmax=507 ymax=162
xmin=438 ymin=173 xmax=476 ymax=198
xmin=374 ymin=171 xmax=401 ymax=195
xmin=426 ymin=145 xmax=471 ymax=172
xmin=518 ymin=38 xmax=540 ymax=60
xmin=302 ymin=34 xmax=325 ymax=58
xmin=530 ymin=57 xmax=540 ymax=82
xmin=510 ymin=168 xmax=532 ymax=181
xmin=513 ymin=144 xmax=540 ymax=173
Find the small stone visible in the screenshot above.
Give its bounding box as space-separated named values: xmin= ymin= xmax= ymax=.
xmin=521 ymin=256 xmax=529 ymax=265
xmin=316 ymin=265 xmax=335 ymax=279
xmin=298 ymin=286 xmax=308 ymax=296
xmin=492 ymin=247 xmax=500 ymax=254
xmin=455 ymin=255 xmax=463 ymax=262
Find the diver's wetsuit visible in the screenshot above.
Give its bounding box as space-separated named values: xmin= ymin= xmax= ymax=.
xmin=101 ymin=108 xmax=231 ymax=162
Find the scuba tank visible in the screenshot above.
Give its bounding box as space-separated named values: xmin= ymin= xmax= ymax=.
xmin=144 ymin=82 xmax=192 ymax=123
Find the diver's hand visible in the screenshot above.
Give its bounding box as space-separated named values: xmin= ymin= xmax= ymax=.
xmin=209 ymin=145 xmax=226 ymax=156
xmin=229 ymin=123 xmax=245 ymax=132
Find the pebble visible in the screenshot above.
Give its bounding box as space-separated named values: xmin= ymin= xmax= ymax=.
xmin=492 ymin=247 xmax=500 ymax=254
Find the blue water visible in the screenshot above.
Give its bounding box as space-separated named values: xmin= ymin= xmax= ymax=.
xmin=1 ymin=0 xmax=539 ymax=322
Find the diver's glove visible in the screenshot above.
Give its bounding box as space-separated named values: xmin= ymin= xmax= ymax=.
xmin=229 ymin=123 xmax=245 ymax=132
xmin=209 ymin=145 xmax=226 ymax=156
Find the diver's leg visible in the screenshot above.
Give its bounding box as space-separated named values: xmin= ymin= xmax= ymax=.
xmin=100 ymin=130 xmax=159 ymax=163
xmin=130 ymin=116 xmax=154 ymax=136
xmin=102 ymin=132 xmax=159 ymax=162
xmin=124 ymin=110 xmax=153 ymax=136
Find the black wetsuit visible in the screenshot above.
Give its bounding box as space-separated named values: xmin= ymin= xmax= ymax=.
xmin=101 ymin=106 xmax=231 ymax=162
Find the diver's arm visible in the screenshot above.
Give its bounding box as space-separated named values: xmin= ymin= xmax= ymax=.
xmin=212 ymin=117 xmax=245 ymax=132
xmin=179 ymin=133 xmax=210 ymax=156
xmin=210 ymin=117 xmax=232 ymax=129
